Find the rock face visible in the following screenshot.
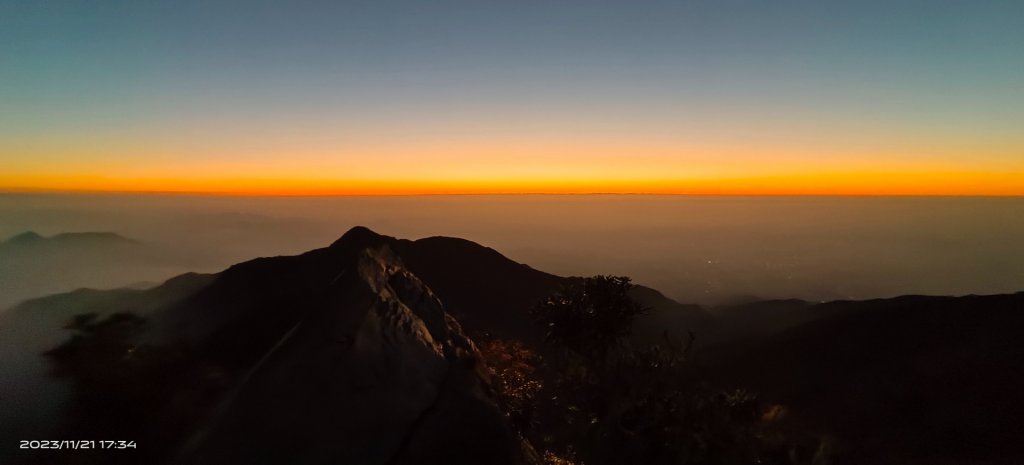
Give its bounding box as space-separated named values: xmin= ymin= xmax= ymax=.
xmin=6 ymin=227 xmax=536 ymax=465
xmin=175 ymin=233 xmax=534 ymax=465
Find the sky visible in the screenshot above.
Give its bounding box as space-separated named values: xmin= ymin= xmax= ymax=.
xmin=1 ymin=0 xmax=1023 ymax=195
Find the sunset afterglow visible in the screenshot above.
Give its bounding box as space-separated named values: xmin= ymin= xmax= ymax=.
xmin=2 ymin=0 xmax=1022 ymax=195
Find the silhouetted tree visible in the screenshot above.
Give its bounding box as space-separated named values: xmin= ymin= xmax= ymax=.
xmin=531 ymin=275 xmax=648 ymax=365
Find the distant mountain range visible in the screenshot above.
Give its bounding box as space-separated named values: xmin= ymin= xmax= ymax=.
xmin=0 ymin=231 xmax=147 ymax=310
xmin=1 ymin=231 xmax=139 ymax=248
xmin=2 ymin=226 xmax=1023 ymax=464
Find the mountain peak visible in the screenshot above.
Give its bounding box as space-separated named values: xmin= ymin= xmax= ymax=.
xmin=4 ymin=231 xmax=43 ymax=245
xmin=329 ymin=226 xmax=389 ymax=251
xmin=156 ymin=229 xmax=525 ymax=464
xmin=2 ymin=231 xmax=138 ymax=246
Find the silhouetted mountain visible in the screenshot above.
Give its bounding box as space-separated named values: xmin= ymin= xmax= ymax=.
xmin=5 ymin=226 xmax=1024 ymax=464
xmin=391 ymin=235 xmax=563 ymax=343
xmin=391 ymin=234 xmax=707 ymax=345
xmin=3 ymin=231 xmax=44 ymax=245
xmin=2 ymin=227 xmax=707 ymax=465
xmin=1 ymin=231 xmax=139 ymax=249
xmin=162 ymin=228 xmax=533 ymax=465
xmin=7 ymin=227 xmax=538 ymax=465
xmin=699 ymin=293 xmax=1024 ymax=464
xmin=0 ymin=231 xmax=146 ymax=310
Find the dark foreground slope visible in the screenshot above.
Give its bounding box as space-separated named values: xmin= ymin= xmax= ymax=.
xmin=701 ymin=293 xmax=1024 ymax=464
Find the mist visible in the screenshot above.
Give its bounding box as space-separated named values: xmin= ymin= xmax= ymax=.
xmin=2 ymin=193 xmax=1022 ymax=309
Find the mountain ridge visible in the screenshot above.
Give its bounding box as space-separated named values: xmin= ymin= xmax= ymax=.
xmin=2 ymin=230 xmax=139 ymax=247
xmin=7 ymin=227 xmax=540 ymax=465
xmin=4 ymin=226 xmax=1024 ymax=464
xmin=174 ymin=242 xmax=532 ymax=465
xmin=0 ymin=230 xmax=148 ymax=311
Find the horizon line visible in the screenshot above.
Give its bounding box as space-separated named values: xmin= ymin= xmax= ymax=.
xmin=2 ymin=187 xmax=1022 ymax=199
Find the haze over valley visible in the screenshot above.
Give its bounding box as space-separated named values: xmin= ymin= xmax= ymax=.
xmin=3 ymin=193 xmax=1022 ymax=310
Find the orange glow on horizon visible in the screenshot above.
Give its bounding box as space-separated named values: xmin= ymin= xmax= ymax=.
xmin=5 ymin=119 xmax=1023 ymax=197
xmin=3 ymin=170 xmax=1023 ymax=196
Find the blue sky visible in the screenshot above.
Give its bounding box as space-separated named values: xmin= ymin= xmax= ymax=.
xmin=2 ymin=0 xmax=1022 ymax=194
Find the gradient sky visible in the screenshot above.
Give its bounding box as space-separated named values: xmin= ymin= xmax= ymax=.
xmin=2 ymin=0 xmax=1023 ymax=195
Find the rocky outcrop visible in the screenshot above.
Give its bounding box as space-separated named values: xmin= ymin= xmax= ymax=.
xmin=177 ymin=239 xmax=535 ymax=465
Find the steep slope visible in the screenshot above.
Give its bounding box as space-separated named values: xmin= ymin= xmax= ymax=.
xmin=14 ymin=227 xmax=535 ymax=465
xmin=391 ymin=235 xmax=707 ymax=345
xmin=391 ymin=236 xmax=564 ymax=343
xmin=176 ymin=234 xmax=532 ymax=465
